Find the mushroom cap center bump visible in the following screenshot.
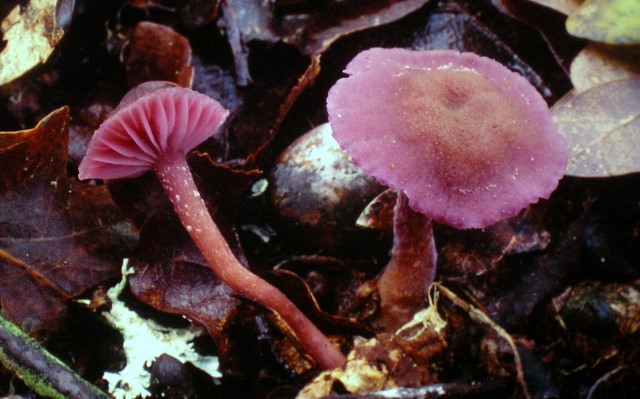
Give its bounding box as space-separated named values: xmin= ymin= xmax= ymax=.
xmin=395 ymin=68 xmax=523 ymax=194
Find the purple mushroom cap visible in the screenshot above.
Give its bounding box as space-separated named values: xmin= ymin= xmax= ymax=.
xmin=78 ymin=86 xmax=229 ymax=180
xmin=327 ymin=48 xmax=567 ymax=229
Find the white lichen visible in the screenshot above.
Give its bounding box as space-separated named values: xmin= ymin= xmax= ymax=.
xmin=97 ymin=260 xmax=222 ymax=399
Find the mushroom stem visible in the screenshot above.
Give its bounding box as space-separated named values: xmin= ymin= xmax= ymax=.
xmin=377 ymin=192 xmax=437 ymax=331
xmin=155 ymin=154 xmax=346 ymax=369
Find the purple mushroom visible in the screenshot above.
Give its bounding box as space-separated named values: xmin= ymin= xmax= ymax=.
xmin=327 ymin=48 xmax=567 ymax=329
xmin=79 ymin=86 xmax=346 ymax=369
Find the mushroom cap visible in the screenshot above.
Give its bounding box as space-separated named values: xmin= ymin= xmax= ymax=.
xmin=327 ymin=48 xmax=567 ymax=229
xmin=78 ymin=86 xmax=229 ymax=180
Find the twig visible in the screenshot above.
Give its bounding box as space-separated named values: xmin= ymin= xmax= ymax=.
xmin=435 ymin=284 xmax=531 ymax=399
xmin=0 ymin=314 xmax=110 ymax=399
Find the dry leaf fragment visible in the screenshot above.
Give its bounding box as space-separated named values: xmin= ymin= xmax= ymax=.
xmin=524 ymin=0 xmax=582 ymax=16
xmin=552 ymin=78 xmax=640 ymax=177
xmin=279 ymin=0 xmax=430 ymax=55
xmin=0 ymin=107 xmax=130 ymax=338
xmin=123 ymin=21 xmax=194 ymax=88
xmin=566 ymin=0 xmax=640 ymax=44
xmin=0 ymin=0 xmax=65 ymax=86
xmin=570 ymin=44 xmax=640 ymax=92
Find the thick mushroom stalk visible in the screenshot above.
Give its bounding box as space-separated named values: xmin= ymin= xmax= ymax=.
xmin=376 ymin=193 xmax=436 ymax=330
xmin=328 ymin=48 xmax=567 ymax=328
xmin=79 ymin=86 xmax=345 ymax=369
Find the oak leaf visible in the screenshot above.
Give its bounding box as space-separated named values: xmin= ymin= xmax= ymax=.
xmin=0 ymin=107 xmax=133 ymax=338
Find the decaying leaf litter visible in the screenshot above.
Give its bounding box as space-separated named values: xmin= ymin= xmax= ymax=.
xmin=1 ymin=0 xmax=640 ymax=398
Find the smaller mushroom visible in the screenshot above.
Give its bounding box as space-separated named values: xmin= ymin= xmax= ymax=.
xmin=79 ymin=85 xmax=345 ymax=369
xmin=327 ymin=48 xmax=567 ymax=329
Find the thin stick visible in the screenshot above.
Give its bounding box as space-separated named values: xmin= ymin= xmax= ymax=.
xmin=0 ymin=315 xmax=110 ymax=399
xmin=435 ymin=284 xmax=531 ymax=399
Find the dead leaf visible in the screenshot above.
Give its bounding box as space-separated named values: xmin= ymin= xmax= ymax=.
xmin=569 ymin=43 xmax=640 ymax=92
xmin=108 ymin=152 xmax=260 ymax=231
xmin=68 ymin=101 xmax=115 ymax=165
xmin=226 ymin=51 xmax=320 ymax=161
xmin=478 ymin=215 xmax=585 ymax=332
xmin=552 ymin=78 xmax=640 ymax=177
xmin=356 ymin=189 xmax=397 ymax=230
xmin=524 ymin=0 xmax=581 ymax=15
xmin=128 ymin=258 xmax=241 ymax=345
xmin=544 ymin=281 xmax=640 ymax=364
xmin=438 ymin=206 xmax=552 ymax=279
xmin=0 ymin=107 xmax=133 ymax=338
xmin=0 ymin=106 xmax=67 ymax=189
xmin=267 ymin=267 xmax=368 ymax=334
xmin=436 ymin=284 xmax=530 ymax=399
xmin=0 ymin=0 xmax=65 ymax=86
xmin=297 ymin=332 xmax=441 ymax=399
xmin=496 ymin=0 xmax=586 ymax=74
xmin=405 ymin=0 xmax=566 ymax=101
xmin=123 ymin=21 xmax=194 ymax=88
xmin=566 ymin=0 xmax=640 ymax=44
xmin=282 ymin=0 xmax=431 ymax=55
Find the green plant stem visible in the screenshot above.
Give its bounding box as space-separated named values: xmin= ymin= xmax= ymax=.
xmin=0 ymin=314 xmax=110 ymax=399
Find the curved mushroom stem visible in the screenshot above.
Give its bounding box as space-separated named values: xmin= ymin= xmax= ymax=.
xmin=155 ymin=154 xmax=346 ymax=370
xmin=376 ymin=192 xmax=437 ymax=331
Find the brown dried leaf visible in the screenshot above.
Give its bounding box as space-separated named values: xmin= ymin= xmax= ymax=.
xmin=123 ymin=21 xmax=194 ymax=88
xmin=356 ymin=189 xmax=397 ymax=230
xmin=495 ymin=0 xmax=585 ymax=74
xmin=268 ymin=268 xmax=367 ymax=334
xmin=229 ymin=52 xmax=321 ymax=162
xmin=0 ymin=0 xmax=65 ymax=86
xmin=0 ymin=108 xmax=131 ymax=337
xmin=524 ymin=0 xmax=581 ymax=15
xmin=298 ymin=298 xmax=447 ymax=398
xmin=552 ymin=78 xmax=640 ymax=177
xmin=279 ymin=0 xmax=431 ymax=55
xmin=544 ymin=281 xmax=640 ymax=364
xmin=439 ymin=207 xmax=551 ymax=278
xmin=477 ymin=215 xmax=585 ymax=331
xmin=129 ymin=258 xmax=241 ymax=343
xmin=417 ymin=1 xmax=561 ymax=100
xmin=272 ymin=255 xmax=373 ymax=325
xmin=0 ymin=107 xmax=67 ymax=189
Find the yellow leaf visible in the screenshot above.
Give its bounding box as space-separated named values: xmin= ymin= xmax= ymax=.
xmin=552 ymin=78 xmax=640 ymax=177
xmin=0 ymin=0 xmax=65 ymax=86
xmin=566 ymin=0 xmax=640 ymax=44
